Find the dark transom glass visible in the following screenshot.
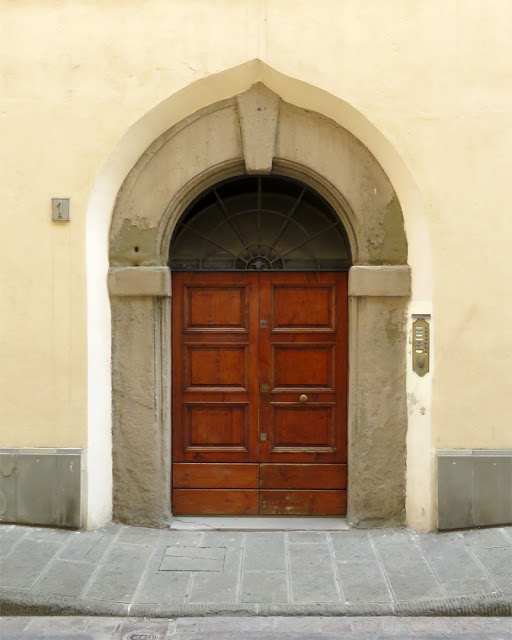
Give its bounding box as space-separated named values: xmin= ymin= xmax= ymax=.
xmin=168 ymin=175 xmax=351 ymax=271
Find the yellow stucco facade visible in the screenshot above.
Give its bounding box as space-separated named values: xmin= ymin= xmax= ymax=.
xmin=1 ymin=0 xmax=512 ymax=531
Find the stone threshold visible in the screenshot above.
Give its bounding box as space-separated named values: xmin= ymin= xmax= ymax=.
xmin=168 ymin=517 xmax=350 ymax=531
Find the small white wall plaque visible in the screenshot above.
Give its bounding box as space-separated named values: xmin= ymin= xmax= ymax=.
xmin=52 ymin=198 xmax=70 ymax=222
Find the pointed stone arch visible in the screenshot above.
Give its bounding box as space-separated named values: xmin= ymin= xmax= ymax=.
xmin=107 ymin=83 xmax=410 ymax=527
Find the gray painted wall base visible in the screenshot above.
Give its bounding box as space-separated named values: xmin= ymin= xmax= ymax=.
xmin=438 ymin=450 xmax=512 ymax=530
xmin=0 ymin=448 xmax=81 ymax=529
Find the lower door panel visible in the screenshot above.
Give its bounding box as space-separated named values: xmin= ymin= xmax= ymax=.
xmin=260 ymin=490 xmax=347 ymax=516
xmin=260 ymin=464 xmax=346 ymax=490
xmin=172 ymin=464 xmax=347 ymax=515
xmin=173 ymin=463 xmax=259 ymax=489
xmin=173 ymin=489 xmax=259 ymax=515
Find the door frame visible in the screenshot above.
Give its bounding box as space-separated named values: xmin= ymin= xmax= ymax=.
xmin=107 ymin=86 xmax=411 ymax=528
xmin=109 ymin=259 xmax=409 ymax=526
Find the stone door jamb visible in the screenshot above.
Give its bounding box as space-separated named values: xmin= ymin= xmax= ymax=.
xmin=108 ymin=262 xmax=410 ymax=527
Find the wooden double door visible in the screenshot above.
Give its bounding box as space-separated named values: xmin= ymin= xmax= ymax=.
xmin=172 ymin=272 xmax=348 ymax=516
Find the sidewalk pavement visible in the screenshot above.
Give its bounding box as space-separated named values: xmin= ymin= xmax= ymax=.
xmin=0 ymin=523 xmax=511 ymax=617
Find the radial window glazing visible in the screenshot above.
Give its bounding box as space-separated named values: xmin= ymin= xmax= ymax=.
xmin=169 ymin=175 xmax=351 ymax=271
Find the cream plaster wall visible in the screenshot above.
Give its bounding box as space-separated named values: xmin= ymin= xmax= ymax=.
xmin=1 ymin=0 xmax=512 ymax=529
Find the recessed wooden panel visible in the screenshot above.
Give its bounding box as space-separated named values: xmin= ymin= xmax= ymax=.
xmin=273 ymin=345 xmax=334 ymax=389
xmin=185 ymin=404 xmax=248 ymax=450
xmin=185 ymin=346 xmax=247 ymax=390
xmin=173 ymin=463 xmax=259 ymax=489
xmin=272 ymin=405 xmax=335 ymax=450
xmin=173 ymin=489 xmax=259 ymax=515
xmin=260 ymin=464 xmax=346 ymax=489
xmin=260 ymin=490 xmax=346 ymax=515
xmin=272 ymin=286 xmax=334 ymax=330
xmin=186 ymin=286 xmax=247 ymax=331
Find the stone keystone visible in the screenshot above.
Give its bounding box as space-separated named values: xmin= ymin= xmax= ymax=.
xmin=236 ymin=83 xmax=280 ymax=174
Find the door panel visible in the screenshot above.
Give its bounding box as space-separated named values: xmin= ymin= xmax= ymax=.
xmin=172 ymin=271 xmax=347 ymax=516
xmin=271 ymin=404 xmax=336 ymax=451
xmin=185 ymin=345 xmax=248 ymax=390
xmin=186 ymin=286 xmax=248 ymax=331
xmin=183 ymin=403 xmax=248 ymax=450
xmin=259 ymin=273 xmax=347 ymax=465
xmin=173 ymin=489 xmax=259 ymax=515
xmin=174 ymin=464 xmax=259 ymax=489
xmin=272 ymin=345 xmax=335 ymax=390
xmin=260 ymin=490 xmax=347 ymax=516
xmin=172 ymin=273 xmax=259 ymax=464
xmin=260 ymin=464 xmax=346 ymax=489
xmin=271 ymin=286 xmax=335 ymax=331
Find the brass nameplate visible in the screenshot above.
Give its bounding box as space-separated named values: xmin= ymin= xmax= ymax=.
xmin=412 ymin=317 xmax=430 ymax=376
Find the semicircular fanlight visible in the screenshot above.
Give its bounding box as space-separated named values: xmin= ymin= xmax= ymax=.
xmin=169 ymin=175 xmax=351 ymax=271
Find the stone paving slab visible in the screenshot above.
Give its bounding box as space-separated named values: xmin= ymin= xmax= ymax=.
xmin=32 ymin=559 xmax=97 ymax=598
xmin=187 ymin=545 xmax=242 ymax=604
xmin=337 ymin=561 xmax=393 ymax=603
xmin=288 ymin=543 xmax=340 ymax=602
xmin=160 ymin=546 xmax=226 ymax=572
xmin=83 ymin=542 xmax=152 ymax=604
xmin=0 ymin=523 xmax=511 ymax=617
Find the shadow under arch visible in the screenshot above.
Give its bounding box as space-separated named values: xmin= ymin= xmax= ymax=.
xmin=85 ymin=59 xmax=433 ymax=531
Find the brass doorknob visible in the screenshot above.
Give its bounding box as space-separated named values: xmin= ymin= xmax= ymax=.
xmin=299 ymin=394 xmax=308 ymax=403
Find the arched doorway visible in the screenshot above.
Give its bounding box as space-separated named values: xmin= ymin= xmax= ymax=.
xmin=107 ymin=83 xmax=410 ymax=528
xmin=169 ymin=175 xmax=351 ymax=515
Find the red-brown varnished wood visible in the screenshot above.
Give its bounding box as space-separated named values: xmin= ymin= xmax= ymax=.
xmin=173 ymin=463 xmax=259 ymax=489
xmin=186 ymin=285 xmax=247 ymax=331
xmin=185 ymin=345 xmax=247 ymax=390
xmin=172 ymin=489 xmax=259 ymax=515
xmin=172 ymin=273 xmax=259 ymax=464
xmin=273 ymin=345 xmax=335 ymax=390
xmin=260 ymin=490 xmax=347 ymax=516
xmin=172 ymin=272 xmax=348 ymax=516
xmin=259 ymin=273 xmax=348 ymax=467
xmin=271 ymin=286 xmax=335 ymax=331
xmin=260 ymin=464 xmax=347 ymax=490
